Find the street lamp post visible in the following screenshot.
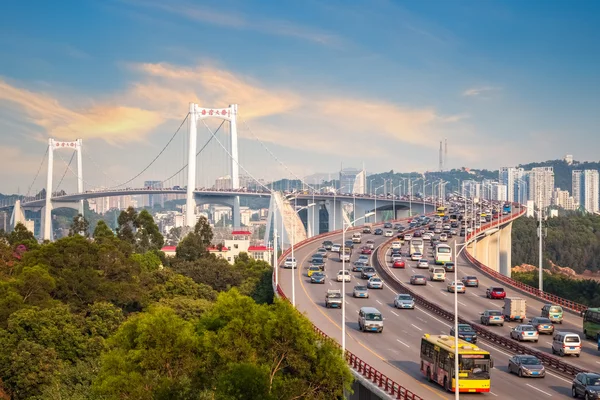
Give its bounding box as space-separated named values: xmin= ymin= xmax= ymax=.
xmin=392 ymin=184 xmax=402 ymax=221
xmin=374 ymin=184 xmax=385 ymax=223
xmin=342 ymin=211 xmax=375 ymax=356
xmin=291 ymin=201 xmax=316 ymax=307
xmin=423 ymin=182 xmax=433 ymax=215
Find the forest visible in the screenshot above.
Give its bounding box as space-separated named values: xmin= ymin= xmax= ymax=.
xmin=0 ymin=209 xmax=351 ymax=400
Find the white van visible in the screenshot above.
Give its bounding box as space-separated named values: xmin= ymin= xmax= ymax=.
xmin=352 ymin=232 xmax=362 ymax=243
xmin=391 ymin=241 xmax=401 ymax=250
xmin=429 ymin=267 xmax=446 ymax=281
xmin=551 ymin=332 xmax=582 ymax=357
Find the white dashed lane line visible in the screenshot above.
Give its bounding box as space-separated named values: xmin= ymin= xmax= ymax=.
xmin=396 ymin=339 xmax=410 ymax=348
xmin=411 ymin=324 xmax=423 ymax=331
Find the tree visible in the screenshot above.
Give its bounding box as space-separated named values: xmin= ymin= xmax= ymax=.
xmin=8 ymin=223 xmax=35 ymax=246
xmin=175 ymin=216 xmax=214 ymax=261
xmin=172 ymin=257 xmax=243 ymax=292
xmin=166 ymin=226 xmax=189 ymax=246
xmin=68 ymin=214 xmax=90 ymax=238
xmin=135 ymin=209 xmax=164 ymax=252
xmin=92 ymin=220 xmax=114 ymax=242
xmin=116 ymin=206 xmax=137 ymax=245
xmin=13 ymin=265 xmax=55 ymax=307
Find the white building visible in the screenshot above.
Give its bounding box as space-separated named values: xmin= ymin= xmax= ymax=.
xmin=528 ymin=167 xmax=554 ymax=210
xmin=214 ymin=175 xmax=232 ymax=190
xmin=572 ymin=170 xmax=583 ymax=207
xmin=564 ymin=154 xmax=573 ymax=165
xmin=553 ymin=188 xmax=577 ymax=211
xmin=499 ymin=167 xmax=527 ymax=203
xmin=583 ymin=170 xmax=599 ymax=213
xmin=461 ymin=180 xmax=481 ymax=198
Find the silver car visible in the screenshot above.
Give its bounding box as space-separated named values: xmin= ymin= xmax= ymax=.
xmin=353 ymin=285 xmax=369 ymax=298
xmin=510 ymin=324 xmax=539 ymax=342
xmin=394 ymin=294 xmax=415 ymax=309
xmin=367 ymin=276 xmax=384 ymax=289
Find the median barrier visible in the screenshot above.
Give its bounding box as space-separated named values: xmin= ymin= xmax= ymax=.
xmin=273 ymin=218 xmax=424 ymax=400
xmin=374 ymin=233 xmax=586 ymax=378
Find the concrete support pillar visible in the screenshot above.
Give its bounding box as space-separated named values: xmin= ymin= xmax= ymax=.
xmin=354 ymin=201 xmax=370 ymax=224
xmin=307 ymin=204 xmax=320 ymax=237
xmin=499 ymin=222 xmax=513 ymax=277
xmin=487 ymin=231 xmax=500 ymax=272
xmin=231 ymin=197 xmax=241 ymax=229
xmin=476 ymin=235 xmax=489 ymax=263
xmin=185 ymin=103 xmax=198 ymax=228
xmin=326 ymin=199 xmax=344 ymax=232
xmin=396 ymin=209 xmax=410 ymax=220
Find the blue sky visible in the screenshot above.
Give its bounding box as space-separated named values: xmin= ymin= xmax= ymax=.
xmin=1 ymin=0 xmax=599 ymax=194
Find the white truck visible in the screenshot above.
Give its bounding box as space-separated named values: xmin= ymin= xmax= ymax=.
xmin=325 ymin=289 xmax=343 ymax=308
xmin=409 ymin=238 xmax=424 ymax=257
xmin=352 ymin=232 xmax=362 ymax=243
xmin=503 ymin=297 xmax=527 ymax=322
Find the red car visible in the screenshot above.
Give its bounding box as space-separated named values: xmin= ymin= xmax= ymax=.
xmin=361 ymin=247 xmax=372 ymax=255
xmin=486 ymin=287 xmax=506 ymax=299
xmin=393 ymin=259 xmax=406 ymax=268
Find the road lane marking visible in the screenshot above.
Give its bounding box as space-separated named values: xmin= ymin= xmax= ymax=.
xmin=441 ymin=291 xmax=448 ymax=296
xmin=391 ymin=311 xmax=399 ymax=316
xmin=411 ymin=324 xmax=423 ymax=331
xmin=416 ymin=317 xmax=427 ymax=323
xmin=526 ymin=384 xmax=552 ymax=396
xmin=376 ymin=300 xmax=383 ymax=305
xmin=489 ymin=391 xmax=498 ymax=397
xmin=457 ymin=301 xmax=467 ymax=306
xmin=396 ymin=339 xmax=410 ymax=348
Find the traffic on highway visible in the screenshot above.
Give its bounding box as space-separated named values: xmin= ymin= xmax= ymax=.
xmin=278 ymin=197 xmax=599 ymax=399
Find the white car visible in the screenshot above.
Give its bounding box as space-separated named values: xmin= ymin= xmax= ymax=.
xmin=411 ymin=252 xmax=422 ymax=261
xmin=384 ymin=230 xmax=393 ymax=237
xmin=417 ymin=259 xmax=429 ymax=268
xmin=284 ymin=257 xmax=297 ymax=269
xmin=392 ymin=255 xmax=403 ymax=262
xmin=331 ymin=244 xmax=342 ymax=253
xmin=391 ymin=241 xmax=401 ymax=249
xmin=422 ymin=233 xmax=432 ymax=241
xmin=404 ymin=234 xmax=413 ymax=241
xmin=337 ymin=269 xmax=352 ymax=282
xmin=439 ymin=233 xmax=448 ymax=242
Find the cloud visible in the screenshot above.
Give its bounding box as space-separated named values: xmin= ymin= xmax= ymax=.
xmin=462 ymin=86 xmax=500 ymax=97
xmin=122 ymin=0 xmax=340 ymax=46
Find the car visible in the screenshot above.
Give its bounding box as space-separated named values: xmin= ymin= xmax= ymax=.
xmin=366 ymin=239 xmax=375 ymax=249
xmin=360 ymin=246 xmax=372 ymax=255
xmin=367 ymin=276 xmax=384 ymax=289
xmin=422 ymin=233 xmax=432 ymax=241
xmin=439 ymin=233 xmax=448 ymax=242
xmin=337 ymin=269 xmax=351 ymax=282
xmin=450 ymin=324 xmax=477 ymax=344
xmin=417 ymin=259 xmax=429 ymax=268
xmin=374 ymin=228 xmax=383 ymax=235
xmin=331 ymin=244 xmax=342 ymax=253
xmin=352 ymin=261 xmax=367 ymax=272
xmin=391 ymin=255 xmax=403 ymax=264
xmin=394 ymin=294 xmax=415 ymax=309
xmin=353 ymin=285 xmax=369 ymax=298
xmin=362 ymin=226 xmax=372 ymax=234
xmin=322 ymin=240 xmax=333 ymax=250
xmin=391 ymin=241 xmax=401 ymax=249
xmin=307 ymin=265 xmax=322 ymax=277
xmin=510 ymin=324 xmax=539 ymax=342
xmin=283 ymin=257 xmax=297 ymax=269
xmin=316 ymin=247 xmax=328 ymax=258
xmin=480 ymin=309 xmax=505 ymax=326
xmin=403 ymin=234 xmax=413 ymax=241
xmin=344 ymin=240 xmax=354 ymax=249
xmin=410 ymin=274 xmax=427 ymax=285
xmin=508 ymin=355 xmax=545 ymax=378
xmin=357 ymin=254 xmax=370 ymax=263
xmin=384 ymin=230 xmax=393 ymax=237
xmin=447 ymin=281 xmax=465 ymax=293
xmin=486 ymin=287 xmax=506 ymax=299
xmin=361 ymin=267 xmax=377 ymax=279
xmin=393 ymin=259 xmax=406 ymax=268
xmin=310 ymin=271 xmax=326 ymax=284
xmin=529 ymin=317 xmax=555 ymax=335
xmin=461 ymin=275 xmax=479 ymax=287
xmin=571 ymin=372 xmax=600 ymax=399
xmin=311 ymin=253 xmax=324 ymax=262
xmin=411 ymin=252 xmax=423 ymax=261
xmin=383 ymin=222 xmax=392 ymax=229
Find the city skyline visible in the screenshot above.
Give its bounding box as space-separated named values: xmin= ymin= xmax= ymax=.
xmin=2 ymin=1 xmax=600 ymax=194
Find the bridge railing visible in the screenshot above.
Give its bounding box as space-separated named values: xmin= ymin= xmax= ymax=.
xmin=464 ymin=208 xmax=588 ymax=314
xmin=273 ymin=219 xmax=424 ymax=400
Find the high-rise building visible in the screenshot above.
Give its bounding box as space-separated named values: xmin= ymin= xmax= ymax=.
xmin=583 ymin=170 xmax=599 ymax=213
xmin=339 ymin=168 xmax=366 ymax=194
xmin=461 ymin=180 xmax=481 ymax=198
xmin=572 ymin=170 xmax=583 ymax=206
xmin=528 ymin=167 xmax=554 ymax=210
xmin=144 ymin=180 xmax=164 ymax=209
xmin=499 ymin=167 xmax=526 ymax=203
xmin=214 ymin=175 xmax=232 ymax=190
xmin=553 ymin=188 xmax=576 ymax=210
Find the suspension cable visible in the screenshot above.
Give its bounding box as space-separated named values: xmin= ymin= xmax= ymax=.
xmin=25 ymin=147 xmax=49 ymax=198
xmin=54 ymin=150 xmax=76 ymax=193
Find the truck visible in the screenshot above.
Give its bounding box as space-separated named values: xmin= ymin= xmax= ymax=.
xmin=503 ymin=297 xmax=527 ymax=322
xmin=325 ymin=289 xmax=343 ymax=308
xmin=352 ymin=232 xmax=362 ymax=243
xmin=339 ymin=247 xmax=352 ymax=262
xmin=409 ymin=238 xmax=424 ymax=257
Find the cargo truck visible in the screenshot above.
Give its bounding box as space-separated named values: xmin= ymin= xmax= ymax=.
xmin=503 ymin=297 xmax=526 ymax=322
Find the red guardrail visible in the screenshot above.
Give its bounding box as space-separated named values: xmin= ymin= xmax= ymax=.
xmin=273 ymin=217 xmax=425 ymax=400
xmin=463 ymin=209 xmax=588 ymax=314
xmin=374 ymin=235 xmax=586 ymax=377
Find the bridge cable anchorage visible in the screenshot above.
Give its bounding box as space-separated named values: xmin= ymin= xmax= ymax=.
xmin=239 ymin=114 xmax=318 ymax=193
xmin=25 ymin=147 xmax=49 ymax=198
xmin=53 ymin=150 xmax=76 ymax=193
xmin=160 ymin=120 xmax=225 ymax=186
xmin=104 ymin=113 xmax=190 ymax=189
xmin=200 ymin=119 xmax=274 ymax=193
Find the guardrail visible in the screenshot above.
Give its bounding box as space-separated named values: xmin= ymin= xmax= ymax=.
xmin=374 ymin=221 xmax=586 ymax=378
xmin=274 ymin=218 xmax=425 ymax=400
xmin=463 ymin=209 xmax=588 ymax=314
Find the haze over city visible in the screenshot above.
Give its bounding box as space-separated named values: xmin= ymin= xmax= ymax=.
xmin=1 ymin=0 xmax=600 ymax=194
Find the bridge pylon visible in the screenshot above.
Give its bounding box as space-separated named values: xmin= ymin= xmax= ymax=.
xmin=185 ymin=103 xmax=240 ymax=228
xmin=41 ymin=138 xmax=84 ymax=241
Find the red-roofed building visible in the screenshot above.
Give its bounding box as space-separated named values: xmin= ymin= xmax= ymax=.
xmin=161 ymin=246 xmax=177 ymax=257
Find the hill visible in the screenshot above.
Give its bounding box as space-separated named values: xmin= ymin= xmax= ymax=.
xmin=517 ymin=159 xmax=600 ymax=192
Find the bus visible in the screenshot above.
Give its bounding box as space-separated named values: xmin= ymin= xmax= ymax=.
xmin=435 ymin=244 xmax=452 ymax=264
xmin=437 ymin=206 xmax=448 ymax=217
xmin=420 ymin=334 xmax=492 ymax=393
xmin=503 ymin=203 xmax=511 ymax=213
xmin=583 ymin=308 xmax=600 ymax=340
xmin=409 ymin=238 xmax=424 ymax=257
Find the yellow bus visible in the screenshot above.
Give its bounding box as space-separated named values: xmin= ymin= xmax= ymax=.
xmin=420 ymin=334 xmax=492 ymax=393
xmin=436 ymin=206 xmax=448 ymax=217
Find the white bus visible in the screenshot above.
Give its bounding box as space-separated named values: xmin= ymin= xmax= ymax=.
xmin=434 ymin=244 xmax=452 ymax=264
xmin=409 ymin=238 xmax=424 ymax=256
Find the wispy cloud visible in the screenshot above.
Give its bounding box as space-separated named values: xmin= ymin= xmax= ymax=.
xmin=121 ymin=0 xmax=341 ymax=46
xmin=462 ymin=86 xmax=501 ymax=97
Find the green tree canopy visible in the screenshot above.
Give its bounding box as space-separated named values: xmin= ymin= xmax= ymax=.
xmin=69 ymin=214 xmax=90 ymax=238
xmin=175 ymin=216 xmax=214 ymax=262
xmin=8 ymin=223 xmax=36 ymax=246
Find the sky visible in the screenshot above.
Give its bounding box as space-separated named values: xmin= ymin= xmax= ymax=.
xmin=1 ymin=0 xmax=600 ymax=195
